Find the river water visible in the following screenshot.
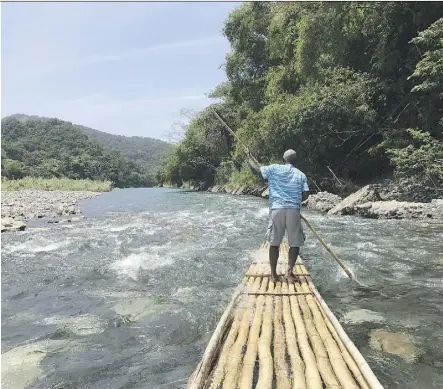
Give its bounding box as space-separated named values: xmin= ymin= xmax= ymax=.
xmin=1 ymin=188 xmax=442 ymax=389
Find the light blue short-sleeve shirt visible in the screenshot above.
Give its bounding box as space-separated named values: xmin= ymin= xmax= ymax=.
xmin=260 ymin=164 xmax=309 ymax=210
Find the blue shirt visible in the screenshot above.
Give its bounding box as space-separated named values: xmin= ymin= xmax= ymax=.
xmin=260 ymin=164 xmax=309 ymax=210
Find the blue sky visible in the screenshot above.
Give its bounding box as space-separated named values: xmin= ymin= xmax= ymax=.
xmin=1 ymin=2 xmax=241 ymax=140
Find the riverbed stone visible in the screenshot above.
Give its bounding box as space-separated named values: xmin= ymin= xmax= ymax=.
xmin=1 ymin=217 xmax=26 ymax=232
xmin=369 ymin=330 xmax=421 ymax=363
xmin=328 ymin=185 xmax=381 ymax=215
xmin=303 ymin=191 xmax=342 ymax=212
xmin=1 ymin=189 xmax=101 ymax=231
xmin=354 ymin=200 xmax=439 ymax=219
xmin=235 ymin=186 xmax=246 ymax=195
xmin=261 ymin=188 xmax=269 ymax=198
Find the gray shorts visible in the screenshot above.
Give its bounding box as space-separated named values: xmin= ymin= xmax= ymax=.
xmin=265 ymin=208 xmax=305 ymax=247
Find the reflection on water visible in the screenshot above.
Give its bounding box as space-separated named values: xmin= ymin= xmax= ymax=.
xmin=2 ymin=188 xmax=443 ymax=389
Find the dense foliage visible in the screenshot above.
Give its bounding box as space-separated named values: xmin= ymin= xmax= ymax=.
xmin=1 ymin=116 xmax=160 ymax=188
xmin=160 ymin=2 xmax=443 ymax=194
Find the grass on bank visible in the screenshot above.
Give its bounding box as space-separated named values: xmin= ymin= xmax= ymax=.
xmin=1 ymin=177 xmax=113 ymax=192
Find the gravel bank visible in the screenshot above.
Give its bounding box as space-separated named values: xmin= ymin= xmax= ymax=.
xmin=1 ymin=190 xmax=103 ymax=232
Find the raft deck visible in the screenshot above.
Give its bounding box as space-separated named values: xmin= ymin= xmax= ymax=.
xmin=188 ymin=242 xmax=384 ymax=389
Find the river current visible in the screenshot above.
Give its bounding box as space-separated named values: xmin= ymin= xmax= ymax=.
xmin=1 ymin=188 xmax=442 ymax=389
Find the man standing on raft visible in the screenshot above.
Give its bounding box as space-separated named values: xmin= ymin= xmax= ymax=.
xmin=248 ymin=149 xmax=309 ymax=283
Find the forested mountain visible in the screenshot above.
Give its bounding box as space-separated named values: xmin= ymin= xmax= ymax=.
xmin=5 ymin=114 xmax=173 ymax=177
xmin=1 ymin=115 xmax=163 ymax=188
xmin=160 ymin=2 xmax=443 ymax=193
xmin=78 ymin=126 xmax=172 ymax=176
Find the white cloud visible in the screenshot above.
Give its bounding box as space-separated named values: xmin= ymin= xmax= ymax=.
xmin=3 ymin=35 xmax=226 ymax=78
xmin=83 ymin=36 xmax=225 ymax=65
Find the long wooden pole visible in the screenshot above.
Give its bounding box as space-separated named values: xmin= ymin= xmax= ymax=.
xmin=211 ymin=107 xmax=360 ymax=285
xmin=211 ymin=107 xmax=261 ymax=166
xmin=300 ymin=215 xmax=361 ymax=284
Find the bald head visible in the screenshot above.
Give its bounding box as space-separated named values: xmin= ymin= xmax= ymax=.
xmin=283 ymin=149 xmax=297 ymax=165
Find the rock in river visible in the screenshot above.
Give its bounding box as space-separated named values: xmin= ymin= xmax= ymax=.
xmin=328 ymin=185 xmax=381 ymax=216
xmin=1 ymin=217 xmax=26 ymax=232
xmin=303 ymin=191 xmax=342 ymax=212
xmin=354 ymin=200 xmax=441 ymax=219
xmin=369 ymin=330 xmax=422 ymax=363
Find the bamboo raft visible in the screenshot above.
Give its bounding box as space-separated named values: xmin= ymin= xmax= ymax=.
xmin=188 ymin=242 xmax=384 ymax=389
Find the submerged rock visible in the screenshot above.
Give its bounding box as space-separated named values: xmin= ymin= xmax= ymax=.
xmin=43 ymin=314 xmax=107 ymax=336
xmin=369 ymin=330 xmax=421 ymax=363
xmin=1 ymin=340 xmax=73 ymax=389
xmin=343 ymin=309 xmax=385 ymax=324
xmin=303 ymin=191 xmax=342 ymax=212
xmin=113 ymin=298 xmax=179 ymax=323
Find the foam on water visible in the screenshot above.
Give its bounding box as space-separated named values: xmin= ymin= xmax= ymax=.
xmin=109 ymin=252 xmax=175 ymax=280
xmin=254 ymin=207 xmax=269 ymax=219
xmin=2 ymin=238 xmax=72 ymax=255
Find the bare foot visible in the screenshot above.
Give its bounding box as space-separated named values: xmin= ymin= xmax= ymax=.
xmin=271 ymin=274 xmax=281 ymax=284
xmin=285 ymin=273 xmax=299 ymax=284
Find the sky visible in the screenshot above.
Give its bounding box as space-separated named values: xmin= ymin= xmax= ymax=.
xmin=1 ymin=2 xmax=241 ymax=141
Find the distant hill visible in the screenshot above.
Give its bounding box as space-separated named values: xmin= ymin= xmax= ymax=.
xmin=6 ymin=114 xmax=173 ymax=176
xmin=1 ymin=114 xmax=166 ymax=188
xmin=78 ymin=126 xmax=173 ymax=176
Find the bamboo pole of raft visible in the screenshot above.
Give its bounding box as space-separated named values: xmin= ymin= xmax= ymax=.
xmin=238 ymin=277 xmax=268 ymax=389
xmin=222 ymin=277 xmax=261 ymax=389
xmin=282 ymin=281 xmax=307 ymax=389
xmin=188 ymin=281 xmax=246 ymax=389
xmin=256 ymin=280 xmax=274 ymax=389
xmin=287 ymin=244 xmax=380 ymax=389
xmin=208 ymin=312 xmax=241 ymax=389
xmin=209 ymin=278 xmax=252 ymax=389
xmin=294 ymin=282 xmax=342 ymax=389
xmin=288 ymin=283 xmax=322 ymax=389
xmin=273 ymin=281 xmax=291 ymax=389
xmin=312 ymin=298 xmax=371 ymax=389
xmin=301 ymin=275 xmax=384 ymax=389
xmin=295 ymin=281 xmax=359 ymax=389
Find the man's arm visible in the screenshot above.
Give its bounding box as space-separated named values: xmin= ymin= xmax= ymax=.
xmin=247 ymin=156 xmax=267 ymax=183
xmin=302 ymin=174 xmax=310 ymax=201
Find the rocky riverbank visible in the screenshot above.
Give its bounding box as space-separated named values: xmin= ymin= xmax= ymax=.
xmin=1 ymin=190 xmax=103 ymax=232
xmin=207 ymin=184 xmax=443 ymax=221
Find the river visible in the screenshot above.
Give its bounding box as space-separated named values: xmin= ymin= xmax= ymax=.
xmin=1 ymin=188 xmax=442 ymax=389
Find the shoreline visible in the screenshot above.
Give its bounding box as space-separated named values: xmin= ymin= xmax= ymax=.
xmin=3 ymin=184 xmax=442 ymax=233
xmin=204 ymin=183 xmax=443 ymax=222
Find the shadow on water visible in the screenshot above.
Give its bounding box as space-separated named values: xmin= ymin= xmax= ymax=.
xmin=1 ymin=188 xmax=443 ymax=389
